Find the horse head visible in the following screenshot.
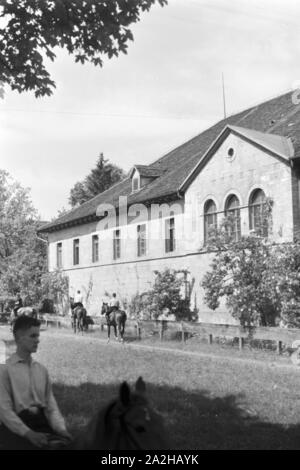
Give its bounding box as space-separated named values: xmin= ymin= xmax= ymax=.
xmin=101 ymin=302 xmax=108 ymax=316
xmin=76 ymin=377 xmax=167 ymax=450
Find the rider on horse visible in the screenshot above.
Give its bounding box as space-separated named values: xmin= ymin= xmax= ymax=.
xmin=73 ymin=290 xmax=84 ymax=310
xmin=109 ymin=293 xmax=120 ymax=310
xmin=108 ymin=293 xmax=120 ymax=318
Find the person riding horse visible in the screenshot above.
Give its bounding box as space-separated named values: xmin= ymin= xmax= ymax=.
xmin=70 ymin=292 xmax=87 ymax=334
xmin=108 ymin=293 xmax=119 ymax=316
xmin=101 ymin=294 xmax=127 ymax=342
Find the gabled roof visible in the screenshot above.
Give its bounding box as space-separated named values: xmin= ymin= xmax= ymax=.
xmin=229 ymin=125 xmax=294 ymax=159
xmin=39 ymin=90 xmax=300 ymax=233
xmin=179 ymin=124 xmax=294 ymax=192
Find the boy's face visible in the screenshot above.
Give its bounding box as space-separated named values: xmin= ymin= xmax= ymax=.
xmin=15 ymin=326 xmax=40 ymax=354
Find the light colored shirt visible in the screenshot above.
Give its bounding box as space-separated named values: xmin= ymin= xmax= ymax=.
xmin=0 ymin=353 xmax=67 ymax=437
xmin=74 ymin=292 xmax=83 ymax=304
xmin=109 ymin=298 xmax=120 ymax=308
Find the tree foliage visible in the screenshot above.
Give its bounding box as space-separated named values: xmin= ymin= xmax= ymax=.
xmin=40 ymin=269 xmax=69 ymax=314
xmin=129 ymin=268 xmax=191 ymax=321
xmin=202 ymin=218 xmax=300 ymax=328
xmin=0 ymin=170 xmax=47 ymax=300
xmin=69 ymin=153 xmax=126 ymax=207
xmin=0 ymin=0 xmax=167 ymax=97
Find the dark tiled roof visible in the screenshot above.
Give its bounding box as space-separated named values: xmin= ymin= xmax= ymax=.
xmin=134 ymin=165 xmax=163 ymax=178
xmin=40 ymin=91 xmax=300 ymax=233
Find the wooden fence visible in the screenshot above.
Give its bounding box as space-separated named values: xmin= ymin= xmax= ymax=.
xmin=38 ymin=315 xmax=300 ymax=354
xmin=133 ymin=320 xmax=300 ymax=353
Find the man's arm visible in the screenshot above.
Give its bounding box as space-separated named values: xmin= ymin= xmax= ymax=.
xmin=0 ymin=366 xmax=31 ymax=437
xmin=45 ymin=373 xmax=70 ymax=437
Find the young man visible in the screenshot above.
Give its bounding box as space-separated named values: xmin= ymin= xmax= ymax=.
xmin=0 ymin=316 xmax=72 ymax=450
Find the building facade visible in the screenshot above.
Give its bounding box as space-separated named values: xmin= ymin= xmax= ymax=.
xmin=39 ymin=92 xmax=300 ymax=324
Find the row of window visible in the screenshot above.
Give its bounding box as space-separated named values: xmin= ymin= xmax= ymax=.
xmin=204 ymin=188 xmax=268 ymax=242
xmin=56 ymin=189 xmax=268 ymax=268
xmin=56 ymin=218 xmax=176 ymax=268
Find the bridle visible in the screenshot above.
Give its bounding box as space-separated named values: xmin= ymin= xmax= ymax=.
xmin=104 ymin=400 xmax=151 ymax=450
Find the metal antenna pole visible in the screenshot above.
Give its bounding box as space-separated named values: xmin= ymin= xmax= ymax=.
xmin=222 ymin=73 xmax=227 ymax=119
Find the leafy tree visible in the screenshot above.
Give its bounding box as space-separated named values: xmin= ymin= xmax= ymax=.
xmin=69 ymin=153 xmax=126 ymax=207
xmin=202 ymin=216 xmax=300 ymax=327
xmin=135 ymin=268 xmax=191 ymax=321
xmin=40 ymin=269 xmax=69 ymax=314
xmin=202 ymin=235 xmax=278 ymax=327
xmin=261 ymin=243 xmax=300 ymax=328
xmin=0 ymin=0 xmax=167 ymax=97
xmin=0 ymin=170 xmax=47 ymax=300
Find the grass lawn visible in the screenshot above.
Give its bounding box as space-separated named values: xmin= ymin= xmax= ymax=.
xmin=1 ymin=325 xmax=300 ymax=449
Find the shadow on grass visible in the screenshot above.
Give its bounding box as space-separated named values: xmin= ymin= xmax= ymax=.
xmin=53 ymin=381 xmax=300 ymax=450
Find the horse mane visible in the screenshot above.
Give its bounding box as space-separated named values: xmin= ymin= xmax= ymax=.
xmin=75 ymin=378 xmax=167 ymax=450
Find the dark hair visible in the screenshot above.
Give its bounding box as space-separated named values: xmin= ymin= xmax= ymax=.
xmin=13 ymin=316 xmax=41 ymax=336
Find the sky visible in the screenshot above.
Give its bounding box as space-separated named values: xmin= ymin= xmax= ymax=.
xmin=1 ymin=0 xmax=300 ymax=220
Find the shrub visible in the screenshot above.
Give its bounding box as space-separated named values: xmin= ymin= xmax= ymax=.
xmin=128 ymin=269 xmax=192 ymax=321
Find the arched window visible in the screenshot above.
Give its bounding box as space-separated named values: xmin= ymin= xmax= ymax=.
xmin=204 ymin=200 xmax=217 ymax=244
xmin=225 ymin=195 xmax=241 ymax=241
xmin=249 ymin=189 xmax=268 ymax=237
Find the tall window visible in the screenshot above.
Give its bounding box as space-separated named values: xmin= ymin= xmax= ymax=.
xmin=249 ymin=189 xmax=268 ymax=237
xmin=225 ymin=195 xmax=241 ymax=241
xmin=56 ymin=243 xmax=62 ymax=268
xmin=165 ymin=217 xmax=175 ymax=253
xmin=137 ymin=224 xmax=146 ymax=257
xmin=92 ymin=235 xmax=99 ymax=263
xmin=132 ymin=177 xmax=139 ymax=192
xmin=73 ymin=239 xmax=80 ymax=265
xmin=204 ymin=200 xmax=217 ymax=244
xmin=113 ymin=229 xmax=121 ymax=260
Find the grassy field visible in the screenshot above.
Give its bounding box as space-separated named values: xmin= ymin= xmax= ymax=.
xmin=1 ymin=325 xmax=300 ymax=449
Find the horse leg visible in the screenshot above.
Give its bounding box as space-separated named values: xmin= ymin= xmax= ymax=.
xmin=113 ymin=323 xmax=118 ymax=340
xmin=121 ymin=320 xmax=125 ymax=341
xmin=107 ymin=323 xmax=111 ymax=343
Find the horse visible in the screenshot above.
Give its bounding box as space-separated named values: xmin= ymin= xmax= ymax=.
xmin=101 ymin=302 xmax=127 ymax=342
xmin=10 ymin=306 xmax=38 ymax=330
xmin=71 ymin=303 xmax=88 ymax=334
xmin=74 ymin=377 xmax=168 ymax=450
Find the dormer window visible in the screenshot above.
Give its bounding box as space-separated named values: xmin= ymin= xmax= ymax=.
xmin=132 ymin=177 xmax=139 ymax=192
xmin=130 ymin=164 xmax=163 ymax=193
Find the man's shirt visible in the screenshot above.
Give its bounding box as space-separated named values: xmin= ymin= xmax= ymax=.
xmin=74 ymin=293 xmax=83 ymax=304
xmin=0 ymin=353 xmax=67 ymax=437
xmin=109 ymin=298 xmax=120 ymax=308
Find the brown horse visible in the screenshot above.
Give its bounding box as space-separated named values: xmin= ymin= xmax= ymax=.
xmin=101 ymin=303 xmax=127 ymax=342
xmin=70 ymin=300 xmax=88 ymax=334
xmin=74 ymin=377 xmax=168 ymax=450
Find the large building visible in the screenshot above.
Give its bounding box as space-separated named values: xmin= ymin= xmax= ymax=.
xmin=39 ymin=91 xmax=300 ymax=323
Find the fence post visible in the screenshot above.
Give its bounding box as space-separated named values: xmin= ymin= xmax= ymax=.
xmin=208 ymin=333 xmax=213 ymax=345
xmin=277 ymin=340 xmax=282 ymax=355
xmin=136 ymin=321 xmax=141 ymax=340
xmin=159 ymin=321 xmax=164 ymax=341
xmin=239 ymin=337 xmax=244 ymax=350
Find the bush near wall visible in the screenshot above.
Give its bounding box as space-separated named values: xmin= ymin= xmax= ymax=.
xmin=128 ymin=268 xmax=192 ymax=321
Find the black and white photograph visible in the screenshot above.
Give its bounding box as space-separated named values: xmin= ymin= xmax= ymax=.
xmin=1 ymin=0 xmax=300 ymax=454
